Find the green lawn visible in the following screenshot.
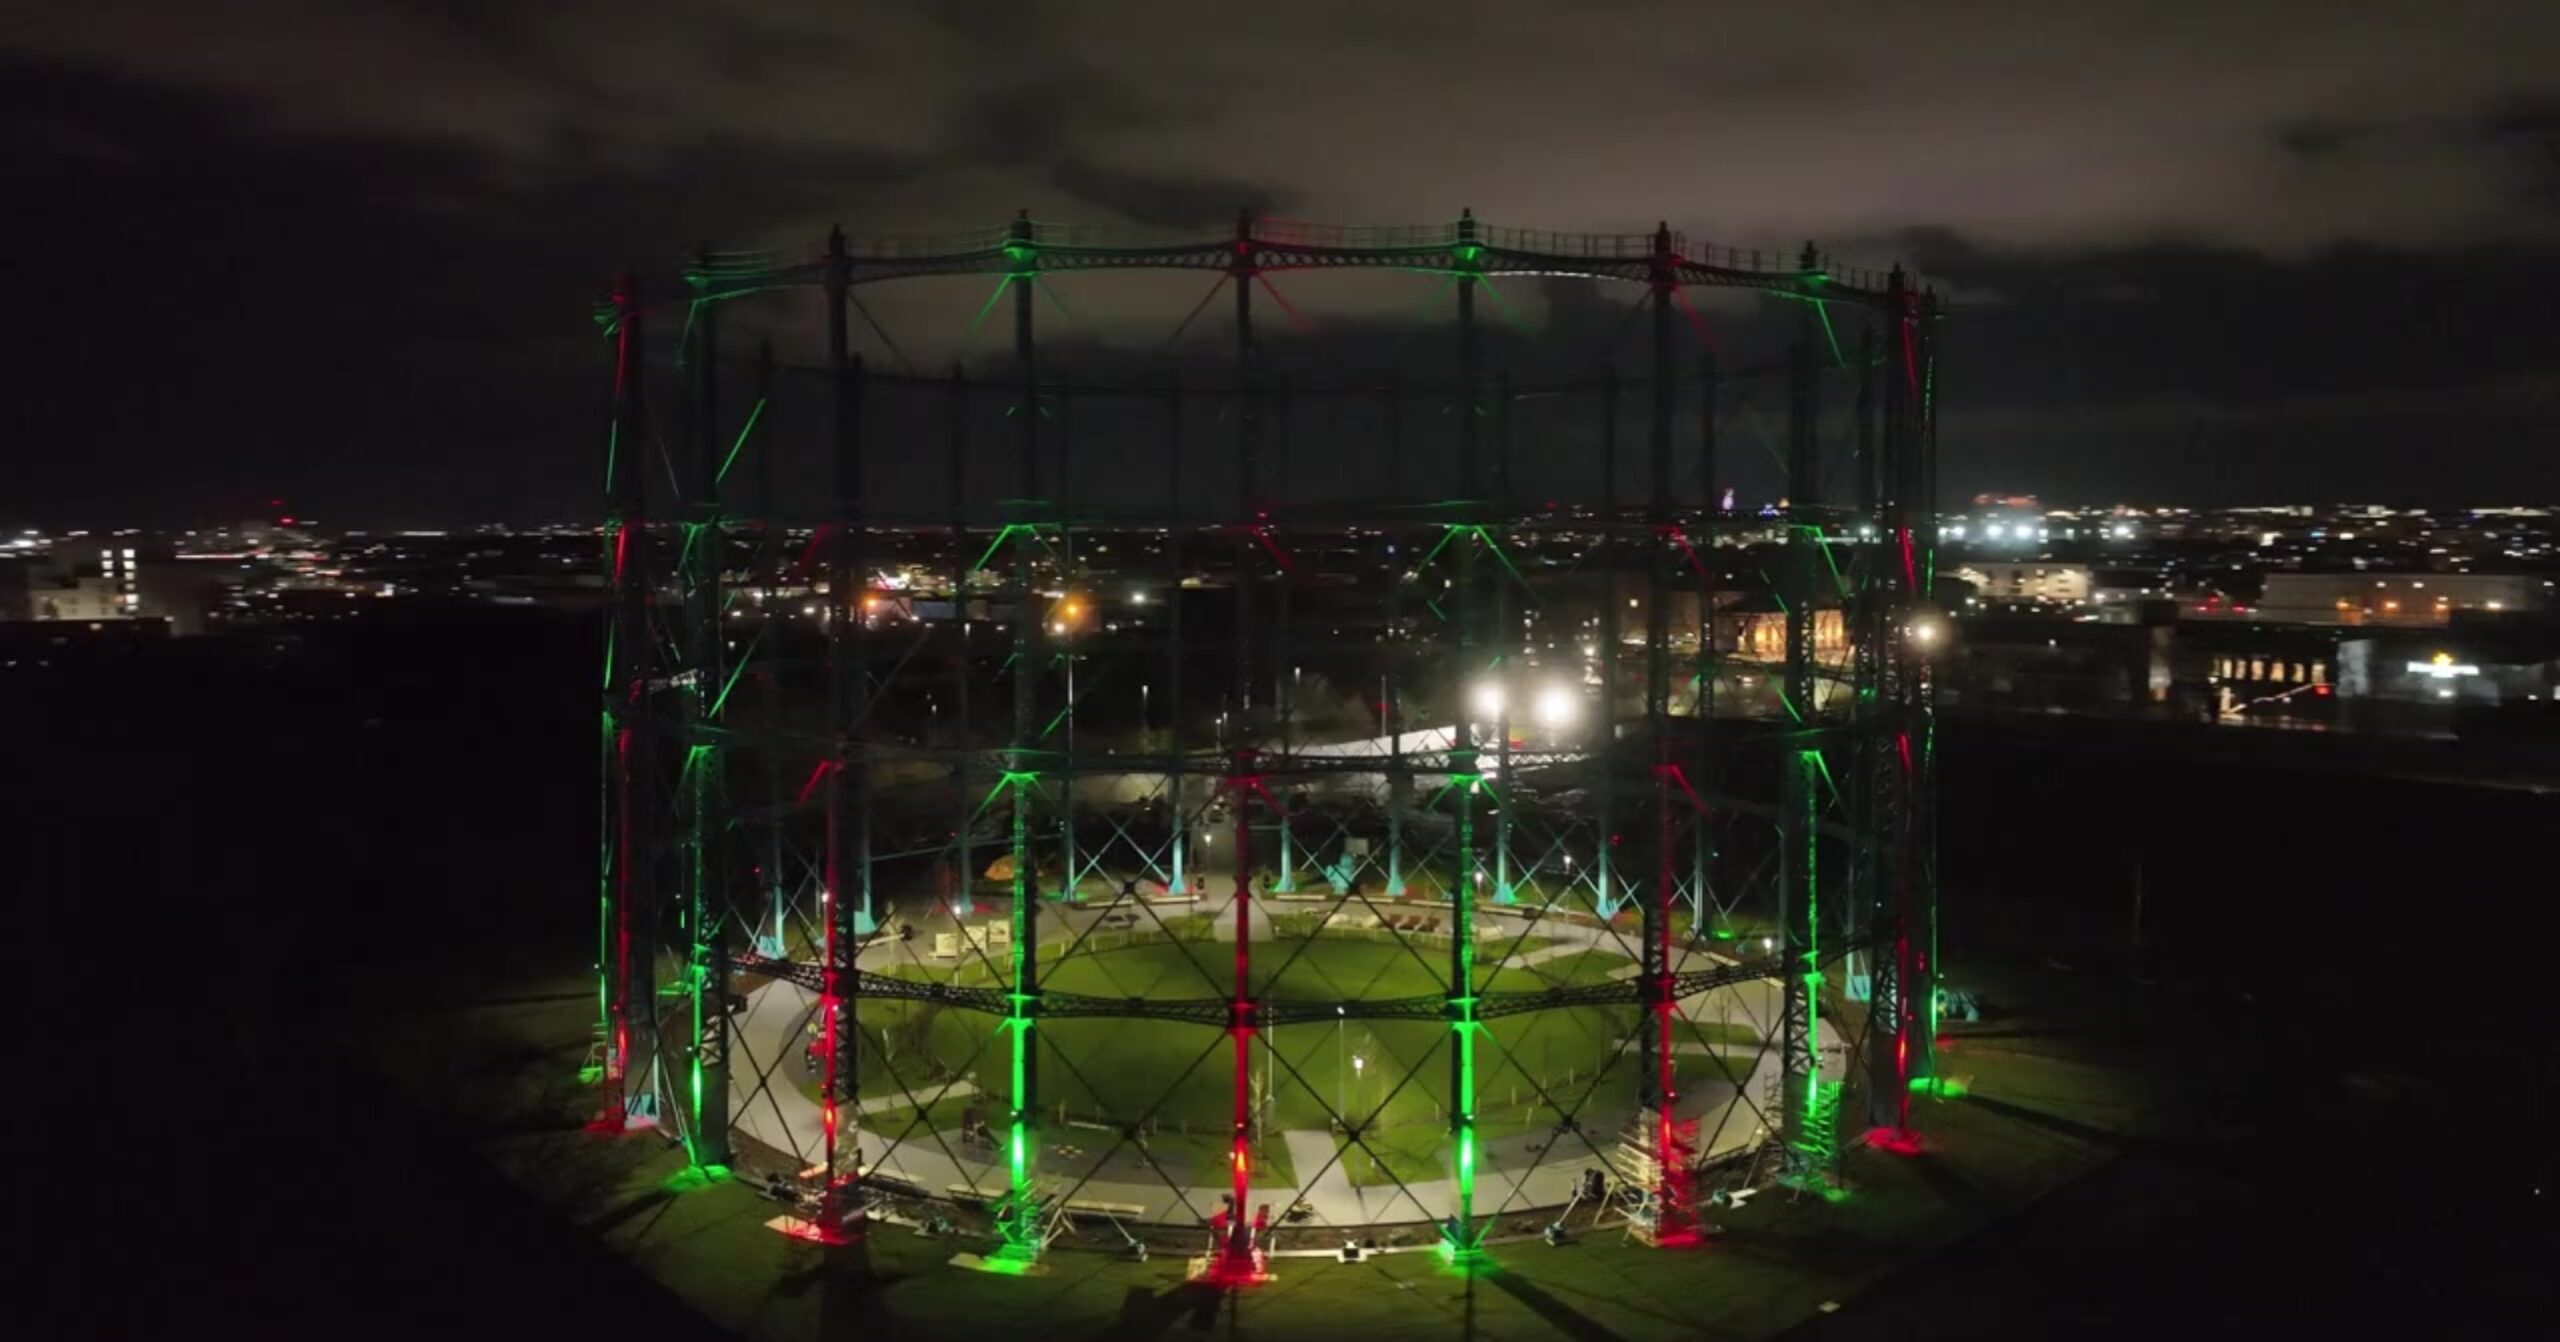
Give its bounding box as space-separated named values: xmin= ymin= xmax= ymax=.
xmin=806 ymin=932 xmax=1641 ymax=1189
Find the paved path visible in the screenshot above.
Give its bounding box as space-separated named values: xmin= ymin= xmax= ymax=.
xmin=854 ymin=1080 xmax=972 ymax=1115
xmin=727 ymin=905 xmax=1784 ymax=1227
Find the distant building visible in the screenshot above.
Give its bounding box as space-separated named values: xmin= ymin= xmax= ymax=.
xmin=2337 ymin=632 xmax=2558 ymax=708
xmin=1938 ymin=616 xmax=2173 ymax=714
xmin=6 ymin=543 xmax=142 ymax=621
xmin=1953 ymin=560 xmax=2091 ymax=605
xmin=0 ymin=542 xmax=227 ymax=634
xmin=2253 ymin=572 xmax=2547 ymax=626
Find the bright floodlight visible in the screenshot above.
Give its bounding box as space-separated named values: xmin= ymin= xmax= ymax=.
xmin=1533 ymin=682 xmax=1579 ymax=729
xmin=1471 ymin=681 xmax=1506 ymax=720
xmin=1907 ymin=617 xmax=1943 ymax=648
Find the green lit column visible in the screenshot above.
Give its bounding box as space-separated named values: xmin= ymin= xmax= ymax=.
xmin=1274 ymin=382 xmax=1294 ymax=894
xmin=1864 ymin=281 xmax=1908 ymax=1131
xmin=1385 ymin=377 xmax=1407 ymax=897
xmin=1444 ymin=209 xmax=1484 ymax=1265
xmin=1057 ymin=383 xmax=1078 ymax=903
xmin=947 ymin=368 xmax=974 ymax=918
xmin=1691 ymin=352 xmax=1719 ymax=927
xmin=1448 ymin=767 xmax=1482 ymax=1264
xmin=1696 ymin=352 xmax=1719 ymax=732
xmin=683 ymin=247 xmax=732 ymax=1170
xmin=1491 ymin=371 xmax=1513 ymax=904
xmin=1594 ymin=368 xmax=1619 ymax=919
xmin=752 ymin=336 xmax=790 ymax=962
xmin=1907 ymin=285 xmax=1943 ymax=1094
xmin=1164 ymin=377 xmax=1186 ymax=902
xmin=998 ymin=211 xmax=1044 ymax=1263
xmin=1778 ymin=247 xmax=1823 ymax=1174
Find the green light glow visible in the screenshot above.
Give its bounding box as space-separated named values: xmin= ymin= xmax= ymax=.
xmin=1029 ymin=274 xmax=1082 ymax=325
xmin=1806 ymin=526 xmax=1850 ymax=598
xmin=1812 ymin=298 xmax=1845 ymax=368
xmin=706 ymin=629 xmax=761 ymax=720
xmin=1469 ymin=527 xmax=1525 ymax=583
xmin=675 ymin=299 xmax=701 ymax=369
xmin=660 ymin=1164 xmax=730 ymax=1193
xmin=714 ymin=396 xmax=766 ymax=486
xmin=971 ymin=522 xmax=1036 ymax=576
xmin=977 ymin=1248 xmax=1040 ymax=1274
xmin=1796 ymin=748 xmax=1826 ymax=1167
xmin=604 ymin=421 xmax=619 ymax=494
xmin=1809 ymin=749 xmax=1844 ymax=808
xmin=967 ymin=275 xmax=1014 ymax=337
xmin=1473 ymin=274 xmax=1529 ymax=333
xmin=1003 ymin=735 xmax=1039 ymax=1260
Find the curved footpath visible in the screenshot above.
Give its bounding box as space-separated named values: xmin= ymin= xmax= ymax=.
xmin=730 ymin=901 xmax=1799 ymax=1230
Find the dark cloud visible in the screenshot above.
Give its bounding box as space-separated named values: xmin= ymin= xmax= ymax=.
xmin=4 ymin=0 xmax=2559 ymax=523
xmin=1050 ymin=156 xmax=1279 ymax=229
xmin=2275 ymin=119 xmax=2366 ymax=159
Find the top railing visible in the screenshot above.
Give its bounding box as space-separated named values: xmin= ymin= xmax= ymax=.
xmin=680 ymin=216 xmax=1922 ymax=301
xmin=1475 ymin=225 xmax=1666 ymax=260
xmin=1252 ymin=219 xmax=1466 ymax=252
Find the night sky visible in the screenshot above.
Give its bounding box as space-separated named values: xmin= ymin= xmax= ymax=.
xmin=9 ymin=1 xmax=2558 ymax=526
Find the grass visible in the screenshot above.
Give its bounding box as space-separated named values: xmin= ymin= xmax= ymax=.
xmin=786 ymin=933 xmax=1642 ymax=1179
xmin=1681 ymin=1018 xmax=1762 ymax=1049
xmin=362 ymin=924 xmax=2204 ymax=1342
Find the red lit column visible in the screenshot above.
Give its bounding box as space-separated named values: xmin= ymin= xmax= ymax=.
xmin=602 ymin=273 xmax=653 ymax=1128
xmin=1221 ymin=764 xmax=1260 ymax=1280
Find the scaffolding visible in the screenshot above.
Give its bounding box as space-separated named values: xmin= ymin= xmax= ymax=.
xmin=593 ymin=213 xmax=1942 ymax=1271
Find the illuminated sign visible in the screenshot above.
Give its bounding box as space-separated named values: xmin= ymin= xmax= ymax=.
xmin=2406 ymin=653 xmax=2480 ymax=680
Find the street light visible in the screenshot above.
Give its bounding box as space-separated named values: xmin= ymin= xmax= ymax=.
xmin=1470 ymin=681 xmax=1505 ymax=722
xmin=1337 ymin=1007 xmax=1348 ymax=1117
xmin=1533 ymin=682 xmax=1579 ymax=731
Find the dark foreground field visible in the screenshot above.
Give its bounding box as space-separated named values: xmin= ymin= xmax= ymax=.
xmin=19 ymin=610 xmax=2555 ymax=1338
